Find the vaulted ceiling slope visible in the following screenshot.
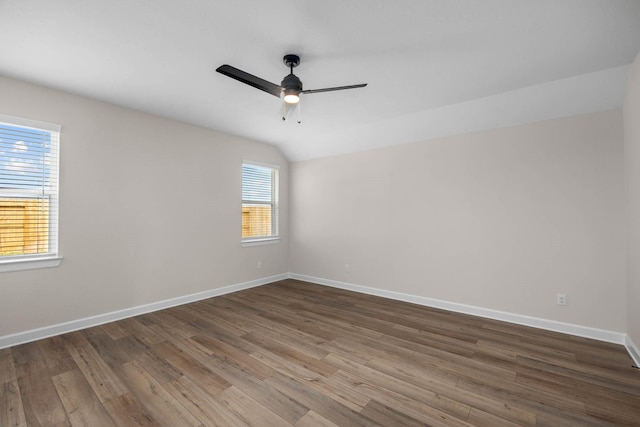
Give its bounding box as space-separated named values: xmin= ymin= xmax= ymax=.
xmin=1 ymin=1 xmax=639 ymax=161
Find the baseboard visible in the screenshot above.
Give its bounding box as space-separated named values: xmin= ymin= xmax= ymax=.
xmin=289 ymin=273 xmax=627 ymax=345
xmin=3 ymin=271 xmax=635 ymax=363
xmin=0 ymin=273 xmax=288 ymax=350
xmin=626 ymin=335 xmax=640 ymax=367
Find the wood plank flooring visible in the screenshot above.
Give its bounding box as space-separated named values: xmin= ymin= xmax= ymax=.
xmin=1 ymin=279 xmax=639 ymax=426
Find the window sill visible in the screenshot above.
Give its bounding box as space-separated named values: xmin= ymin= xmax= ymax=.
xmin=0 ymin=256 xmax=63 ymax=273
xmin=241 ymin=237 xmax=280 ymax=247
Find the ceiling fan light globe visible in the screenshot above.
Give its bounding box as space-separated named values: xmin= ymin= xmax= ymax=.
xmin=283 ymin=92 xmax=300 ymax=104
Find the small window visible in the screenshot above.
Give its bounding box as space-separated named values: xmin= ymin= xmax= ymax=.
xmin=242 ymin=162 xmax=279 ymax=243
xmin=0 ymin=114 xmax=60 ymax=265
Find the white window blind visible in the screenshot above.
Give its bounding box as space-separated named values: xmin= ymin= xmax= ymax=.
xmin=242 ymin=162 xmax=279 ymax=241
xmin=0 ymin=115 xmax=60 ymax=262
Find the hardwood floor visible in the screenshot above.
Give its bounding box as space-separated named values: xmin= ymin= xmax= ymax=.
xmin=1 ymin=279 xmax=639 ymax=426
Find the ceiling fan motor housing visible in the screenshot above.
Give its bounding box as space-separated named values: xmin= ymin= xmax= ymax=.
xmin=281 ymin=73 xmax=303 ymax=92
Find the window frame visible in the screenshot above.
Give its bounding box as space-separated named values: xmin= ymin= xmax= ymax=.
xmin=0 ymin=114 xmax=62 ymax=273
xmin=241 ymin=160 xmax=280 ymax=247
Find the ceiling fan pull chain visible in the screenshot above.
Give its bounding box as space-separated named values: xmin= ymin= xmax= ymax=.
xmin=297 ymin=101 xmax=302 ymax=124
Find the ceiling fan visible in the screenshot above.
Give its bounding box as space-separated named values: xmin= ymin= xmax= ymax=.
xmin=216 ymin=54 xmax=367 ymax=120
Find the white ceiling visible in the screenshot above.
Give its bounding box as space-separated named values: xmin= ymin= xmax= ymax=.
xmin=1 ymin=1 xmax=639 ymax=161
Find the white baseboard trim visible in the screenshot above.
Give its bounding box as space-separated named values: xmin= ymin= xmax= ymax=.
xmin=0 ymin=273 xmax=288 ymax=350
xmin=625 ymin=336 xmax=640 ymax=367
xmin=289 ymin=273 xmax=627 ymax=346
xmin=4 ymin=271 xmax=636 ymax=366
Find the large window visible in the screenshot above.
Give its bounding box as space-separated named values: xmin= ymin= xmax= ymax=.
xmin=0 ymin=114 xmax=60 ymax=267
xmin=242 ymin=162 xmax=279 ymax=243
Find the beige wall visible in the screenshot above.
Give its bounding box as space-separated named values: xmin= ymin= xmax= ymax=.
xmin=290 ymin=111 xmax=626 ymax=332
xmin=0 ymin=75 xmax=289 ymax=336
xmin=625 ymin=52 xmax=640 ymax=348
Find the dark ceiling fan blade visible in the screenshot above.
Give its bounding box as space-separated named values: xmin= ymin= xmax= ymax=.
xmin=301 ymin=83 xmax=367 ymax=95
xmin=216 ymin=65 xmax=282 ymax=97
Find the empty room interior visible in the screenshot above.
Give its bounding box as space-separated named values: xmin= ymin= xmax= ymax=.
xmin=1 ymin=1 xmax=640 ymax=426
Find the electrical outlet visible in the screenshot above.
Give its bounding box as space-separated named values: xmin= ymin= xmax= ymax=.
xmin=257 ymin=261 xmax=262 ymax=269
xmin=345 ymin=264 xmax=350 ymax=273
xmin=557 ymin=294 xmax=567 ymax=306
